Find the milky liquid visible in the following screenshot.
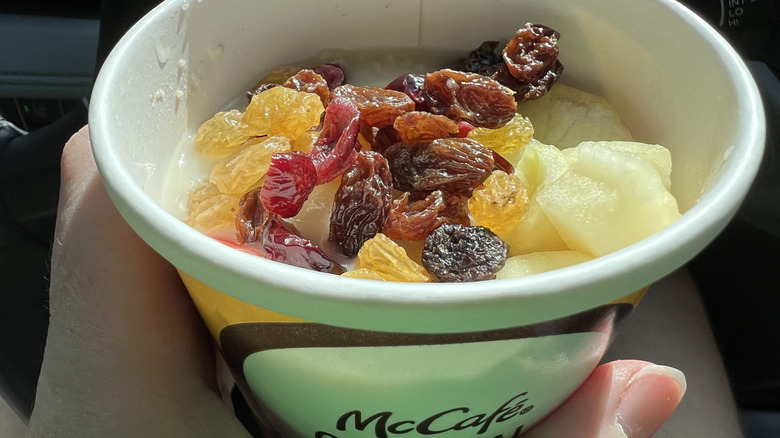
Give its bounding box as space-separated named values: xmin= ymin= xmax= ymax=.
xmin=160 ymin=47 xmax=464 ymax=245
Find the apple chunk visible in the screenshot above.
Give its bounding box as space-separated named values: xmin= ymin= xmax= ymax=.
xmin=536 ymin=141 xmax=680 ymax=256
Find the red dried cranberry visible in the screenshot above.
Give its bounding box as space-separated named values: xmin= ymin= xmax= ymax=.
xmin=260 ymin=152 xmax=318 ymax=218
xmin=309 ymin=96 xmax=362 ymax=184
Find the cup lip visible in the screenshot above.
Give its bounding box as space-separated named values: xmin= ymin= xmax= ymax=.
xmin=89 ymin=0 xmax=766 ymax=328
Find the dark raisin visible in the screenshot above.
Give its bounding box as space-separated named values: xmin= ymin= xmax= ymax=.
xmin=332 ymin=84 xmax=415 ymax=128
xmin=461 ymin=40 xmax=503 ymax=76
xmin=263 ymin=216 xmax=338 ymax=273
xmin=260 ymin=152 xmax=318 ymax=218
xmin=329 ymin=151 xmax=394 ymax=257
xmin=500 ymin=23 xmax=563 ymax=100
xmin=313 ymin=64 xmax=346 ymax=90
xmin=383 ymin=190 xmax=446 ymax=241
xmin=283 ymin=69 xmax=330 ymax=106
xmin=371 ymin=126 xmax=400 ymax=155
xmin=393 ymin=111 xmax=459 ymax=144
xmin=422 ymin=224 xmax=508 ymax=282
xmin=384 ymin=137 xmax=494 ymax=195
xmin=423 ymin=69 xmax=516 ymax=129
xmin=309 ymin=96 xmax=362 ymax=184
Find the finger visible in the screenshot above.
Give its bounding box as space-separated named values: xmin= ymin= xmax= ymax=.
xmin=523 ymin=360 xmax=686 ymax=438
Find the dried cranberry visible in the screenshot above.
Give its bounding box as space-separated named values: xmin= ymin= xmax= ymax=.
xmin=313 ymin=64 xmax=346 ymax=90
xmin=260 ymin=152 xmax=318 ymax=218
xmin=385 ymin=73 xmax=429 ymax=112
xmin=422 ymin=224 xmax=508 ymax=282
xmin=329 ymin=151 xmax=394 ymax=257
xmin=384 ymin=137 xmax=494 ymax=195
xmin=309 ymin=97 xmax=362 ymax=184
xmin=263 ymin=216 xmax=337 ymax=273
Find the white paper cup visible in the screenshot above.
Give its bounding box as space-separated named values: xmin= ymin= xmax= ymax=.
xmin=89 ymin=0 xmax=765 ymax=436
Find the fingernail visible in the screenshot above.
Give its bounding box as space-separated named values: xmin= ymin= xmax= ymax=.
xmin=614 ymin=365 xmax=687 ymax=438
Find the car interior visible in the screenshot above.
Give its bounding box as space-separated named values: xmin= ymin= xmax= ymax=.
xmin=1 ymin=0 xmax=778 ymax=437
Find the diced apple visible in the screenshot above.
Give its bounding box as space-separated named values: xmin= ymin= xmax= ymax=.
xmin=496 ymin=250 xmax=594 ymax=279
xmin=516 ymin=84 xmax=633 ymax=149
xmin=500 ymin=140 xmax=570 ymax=255
xmin=536 ymin=141 xmax=681 ymax=256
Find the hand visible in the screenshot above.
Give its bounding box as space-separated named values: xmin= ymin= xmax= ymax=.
xmin=25 ymin=126 xmax=685 ymax=437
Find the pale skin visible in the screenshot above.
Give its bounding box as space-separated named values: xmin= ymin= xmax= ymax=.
xmin=24 ymin=126 xmax=686 ymax=438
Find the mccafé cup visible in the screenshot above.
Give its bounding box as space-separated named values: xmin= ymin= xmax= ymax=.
xmin=89 ymin=0 xmax=765 ymax=436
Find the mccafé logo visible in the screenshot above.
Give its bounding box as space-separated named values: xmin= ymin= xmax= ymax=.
xmin=315 ymin=392 xmax=534 ymax=438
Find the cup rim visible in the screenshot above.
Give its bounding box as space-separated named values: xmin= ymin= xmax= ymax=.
xmin=88 ymin=0 xmax=766 ymax=332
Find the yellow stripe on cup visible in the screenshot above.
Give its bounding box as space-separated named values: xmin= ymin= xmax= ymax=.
xmin=178 ymin=270 xmax=306 ymax=346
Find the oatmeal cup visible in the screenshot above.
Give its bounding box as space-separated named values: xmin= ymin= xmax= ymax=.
xmin=89 ymin=0 xmax=765 ymax=436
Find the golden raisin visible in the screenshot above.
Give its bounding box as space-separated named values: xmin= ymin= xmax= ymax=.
xmin=468 ymin=170 xmax=529 ymax=234
xmin=467 ymin=113 xmax=534 ymax=155
xmin=341 ymin=268 xmax=386 ymax=281
xmin=356 ymin=233 xmax=431 ymax=282
xmin=193 ymin=109 xmax=251 ymax=160
xmin=186 ymin=182 xmax=242 ymax=233
xmin=209 ymin=136 xmax=291 ymax=194
xmin=242 ymin=87 xmax=324 ymax=139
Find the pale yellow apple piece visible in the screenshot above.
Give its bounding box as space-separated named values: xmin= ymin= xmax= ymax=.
xmin=536 ymin=141 xmax=681 ymax=256
xmin=496 ymin=250 xmax=594 ymax=279
xmin=516 ymin=84 xmax=633 ymax=149
xmin=500 ymin=140 xmax=570 ymax=255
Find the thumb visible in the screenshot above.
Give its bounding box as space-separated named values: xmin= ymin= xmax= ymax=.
xmin=524 ymin=360 xmax=686 ymax=438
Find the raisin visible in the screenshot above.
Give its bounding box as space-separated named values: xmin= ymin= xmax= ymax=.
xmin=263 ymin=216 xmax=338 ymax=273
xmin=500 ymin=23 xmax=563 ymax=100
xmin=209 ymin=136 xmax=291 ymax=195
xmin=309 ymin=96 xmax=362 ymax=184
xmin=313 ymin=64 xmax=346 ymax=90
xmin=283 ymin=69 xmax=330 ymax=106
xmin=384 ymin=137 xmax=494 ymax=195
xmin=468 ymin=170 xmax=529 ymax=234
xmin=354 ymin=233 xmax=431 ymax=282
xmin=393 ymin=111 xmax=459 ymax=144
xmin=440 ymin=194 xmax=471 ymax=226
xmin=423 ymin=69 xmax=516 ymax=129
xmin=467 ymin=113 xmax=534 ymax=155
xmin=461 ymin=40 xmax=503 ymax=77
xmin=492 ymin=150 xmax=515 ymax=175
xmin=332 ymin=84 xmax=415 ymax=128
xmin=235 ymin=188 xmax=268 ymax=244
xmin=260 ymin=152 xmax=318 ymax=218
xmin=193 ymin=109 xmax=251 ymax=159
xmin=385 ymin=73 xmax=430 ymax=112
xmin=242 ymin=86 xmax=324 ymax=139
xmin=187 ymin=182 xmax=243 ymax=233
xmin=372 ymin=126 xmax=400 ymax=155
xmin=383 ymin=190 xmax=446 ymax=241
xmin=422 ymin=224 xmax=508 ymax=282
xmin=329 ymin=151 xmax=393 ymax=257
xmin=247 ymin=83 xmax=281 ymax=102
